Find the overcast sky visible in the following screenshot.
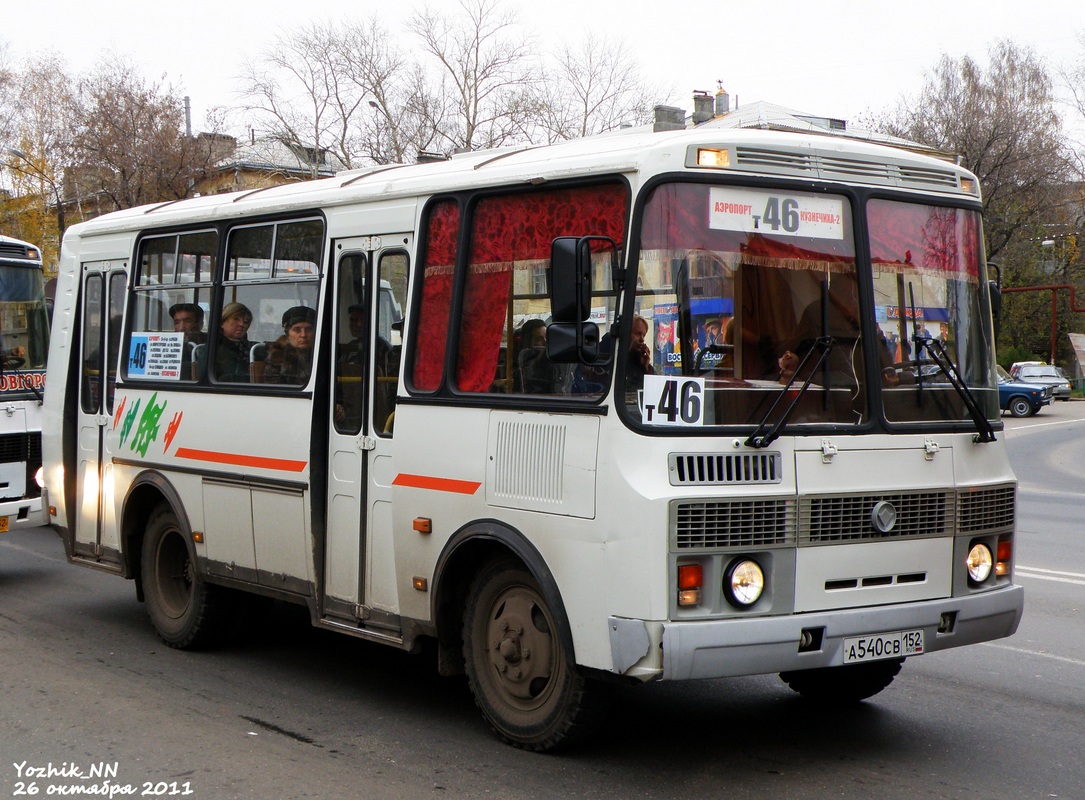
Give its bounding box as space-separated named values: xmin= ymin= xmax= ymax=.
xmin=11 ymin=0 xmax=1085 ymax=138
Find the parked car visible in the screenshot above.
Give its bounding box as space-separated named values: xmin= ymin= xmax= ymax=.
xmin=998 ymin=365 xmax=1053 ymax=416
xmin=1009 ymin=362 xmax=1073 ymax=400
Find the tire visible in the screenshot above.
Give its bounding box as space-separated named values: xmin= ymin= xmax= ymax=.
xmin=141 ymin=504 xmax=228 ymax=649
xmin=1008 ymin=397 xmax=1032 ymax=417
xmin=462 ymin=557 xmax=609 ymax=751
xmin=780 ymin=658 xmax=904 ymax=704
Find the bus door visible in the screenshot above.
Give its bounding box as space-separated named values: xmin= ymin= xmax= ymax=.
xmin=74 ymin=265 xmax=127 ymax=560
xmin=324 ymin=236 xmax=410 ymax=625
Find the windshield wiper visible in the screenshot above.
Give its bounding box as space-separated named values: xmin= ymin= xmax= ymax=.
xmin=905 ymin=283 xmax=993 ymax=443
xmin=913 ymin=336 xmax=996 ymax=443
xmin=746 ymin=336 xmax=834 ymax=448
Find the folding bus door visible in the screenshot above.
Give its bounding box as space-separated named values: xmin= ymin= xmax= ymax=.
xmin=73 ymin=265 xmax=127 ymax=562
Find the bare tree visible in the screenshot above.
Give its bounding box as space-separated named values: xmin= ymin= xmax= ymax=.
xmin=408 ymin=0 xmax=540 ymax=153
xmin=71 ymin=58 xmax=218 ymax=211
xmin=534 ymin=35 xmax=662 ymax=143
xmin=877 ymin=41 xmax=1071 ymax=260
xmin=237 ymin=20 xmax=365 ymax=173
xmin=335 ymin=17 xmax=445 ymax=165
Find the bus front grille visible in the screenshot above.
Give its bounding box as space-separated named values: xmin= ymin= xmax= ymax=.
xmin=957 ymin=484 xmax=1015 ymax=533
xmin=799 ymin=491 xmax=953 ymax=544
xmin=669 ymin=452 xmax=782 ymax=486
xmin=673 ymin=498 xmax=795 ymax=549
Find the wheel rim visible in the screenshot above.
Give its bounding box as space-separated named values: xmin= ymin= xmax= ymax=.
xmin=154 ymin=529 xmax=194 ymax=620
xmin=483 ymin=583 xmax=559 ymax=711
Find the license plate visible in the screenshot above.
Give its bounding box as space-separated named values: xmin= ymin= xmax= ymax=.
xmin=843 ymin=629 xmax=924 ymax=663
xmin=0 ymin=516 xmax=8 ymax=533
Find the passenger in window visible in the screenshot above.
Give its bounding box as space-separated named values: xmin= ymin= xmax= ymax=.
xmin=215 ymin=302 xmax=253 ymax=382
xmin=517 ymin=319 xmax=562 ymax=393
xmin=626 ymin=314 xmax=654 ymax=391
xmin=170 ymin=303 xmax=207 ymax=344
xmin=263 ymin=306 xmax=316 ymax=386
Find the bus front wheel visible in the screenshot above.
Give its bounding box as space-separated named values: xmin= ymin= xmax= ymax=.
xmin=141 ymin=505 xmax=226 ymax=649
xmin=462 ymin=557 xmax=608 ymax=751
xmin=780 ymin=658 xmax=904 ymax=703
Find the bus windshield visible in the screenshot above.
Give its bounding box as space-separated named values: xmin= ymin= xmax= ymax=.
xmin=623 ymin=182 xmax=996 ymax=430
xmin=0 ymin=262 xmax=50 ymax=377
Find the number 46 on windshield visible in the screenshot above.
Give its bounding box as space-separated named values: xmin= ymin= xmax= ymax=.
xmin=641 ymin=375 xmax=705 ymax=426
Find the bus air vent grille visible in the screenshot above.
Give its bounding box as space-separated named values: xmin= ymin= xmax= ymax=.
xmin=0 ymin=432 xmax=39 ymax=463
xmin=799 ymin=490 xmax=953 ymax=544
xmin=669 ymin=452 xmax=782 ymax=485
xmin=817 ymin=155 xmax=893 ymax=182
xmin=491 ymin=419 xmax=565 ymax=504
xmin=673 ymin=498 xmax=795 ymax=549
xmin=734 ymin=147 xmax=816 ymax=173
xmin=957 ymin=484 xmax=1015 ymax=533
xmin=896 ymin=165 xmax=961 ymax=189
xmin=0 ymin=242 xmax=33 ymax=259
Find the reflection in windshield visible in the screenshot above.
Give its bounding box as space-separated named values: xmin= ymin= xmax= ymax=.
xmin=627 ymin=182 xmax=867 ymax=428
xmin=0 ymin=265 xmax=50 ymax=373
xmin=623 ymin=183 xmax=996 ymax=431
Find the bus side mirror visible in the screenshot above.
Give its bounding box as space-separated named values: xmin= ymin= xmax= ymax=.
xmin=550 ymin=236 xmax=593 ymax=323
xmin=988 ymin=280 xmax=1002 ymax=318
xmin=548 ymin=320 xmax=600 ymax=364
xmin=548 ymin=235 xmax=615 ymax=363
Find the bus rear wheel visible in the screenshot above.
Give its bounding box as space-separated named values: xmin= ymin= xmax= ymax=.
xmin=780 ymin=657 xmax=904 ymax=703
xmin=141 ymin=505 xmax=226 ymax=649
xmin=462 ymin=557 xmax=607 ymax=751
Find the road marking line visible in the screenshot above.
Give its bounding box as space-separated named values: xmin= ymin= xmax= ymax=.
xmin=1014 ymin=571 xmax=1085 ymax=586
xmin=1003 ymin=417 xmax=1085 ymax=434
xmin=1016 ymin=565 xmax=1085 ymax=579
xmin=980 ymin=642 xmax=1085 ymax=669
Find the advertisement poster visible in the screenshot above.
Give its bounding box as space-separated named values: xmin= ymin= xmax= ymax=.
xmin=652 ymin=303 xmax=680 ymax=375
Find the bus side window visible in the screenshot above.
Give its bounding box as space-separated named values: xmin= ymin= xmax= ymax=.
xmin=375 ymin=251 xmax=408 ymax=436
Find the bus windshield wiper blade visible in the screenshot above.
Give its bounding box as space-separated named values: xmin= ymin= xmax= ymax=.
xmin=914 ymin=337 xmax=995 ymax=443
xmin=746 ymin=336 xmax=834 ymax=449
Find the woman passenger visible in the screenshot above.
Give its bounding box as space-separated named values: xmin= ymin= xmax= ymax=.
xmin=215 ymin=302 xmax=253 ymax=382
xmin=263 ymin=306 xmax=316 ymax=385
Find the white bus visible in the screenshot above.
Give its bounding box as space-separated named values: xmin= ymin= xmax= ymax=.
xmin=42 ymin=124 xmax=1023 ymax=750
xmin=0 ymin=234 xmax=49 ymax=534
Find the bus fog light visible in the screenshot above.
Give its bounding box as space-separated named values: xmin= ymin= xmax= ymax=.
xmin=724 ymin=558 xmax=764 ymax=607
xmin=966 ymin=543 xmax=993 ymax=583
xmin=677 ymin=588 xmax=702 ymax=606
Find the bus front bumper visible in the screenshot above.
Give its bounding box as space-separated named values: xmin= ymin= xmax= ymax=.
xmin=611 ymin=584 xmax=1024 ymax=681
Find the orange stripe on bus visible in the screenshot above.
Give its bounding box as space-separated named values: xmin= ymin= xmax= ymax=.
xmin=392 ymin=473 xmax=481 ymax=494
xmin=174 ymin=447 xmax=308 ymax=473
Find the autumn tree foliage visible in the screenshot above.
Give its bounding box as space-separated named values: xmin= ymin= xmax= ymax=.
xmin=72 ymin=60 xmax=219 ymax=212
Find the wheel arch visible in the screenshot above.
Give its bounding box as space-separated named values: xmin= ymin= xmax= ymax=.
xmin=430 ymin=519 xmax=574 ymax=677
xmin=121 ymin=471 xmax=193 ymax=601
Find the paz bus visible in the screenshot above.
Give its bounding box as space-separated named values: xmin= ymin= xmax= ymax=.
xmin=42 ymin=122 xmax=1023 ymax=750
xmin=0 ymin=234 xmax=49 ymax=534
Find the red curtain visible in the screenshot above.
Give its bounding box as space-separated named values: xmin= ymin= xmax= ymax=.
xmin=454 ymin=184 xmax=629 ymax=392
xmin=639 ymin=182 xmax=854 ymax=269
xmin=868 ymin=199 xmax=981 ymax=279
xmin=411 ymin=200 xmax=460 ymax=391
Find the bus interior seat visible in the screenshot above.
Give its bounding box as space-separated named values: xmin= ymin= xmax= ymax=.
xmin=250 ymin=342 xmax=267 ymax=383
xmin=190 ymin=343 xmax=205 ymax=381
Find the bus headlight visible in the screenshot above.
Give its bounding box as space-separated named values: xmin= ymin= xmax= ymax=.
xmin=35 ymin=467 xmax=44 ymax=489
xmin=724 ymin=558 xmax=764 ymax=607
xmin=966 ymin=542 xmax=993 ymax=584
